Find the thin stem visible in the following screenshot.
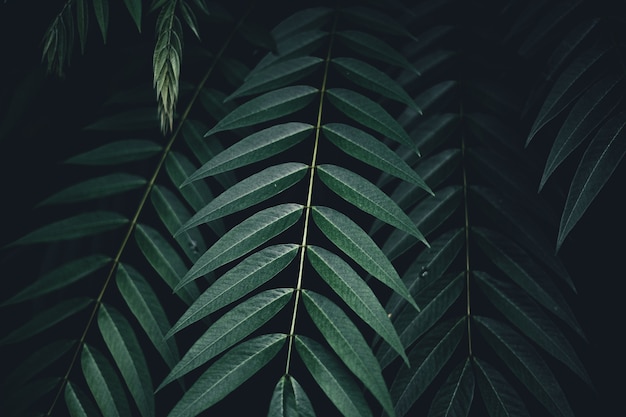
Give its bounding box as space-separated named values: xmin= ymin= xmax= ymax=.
xmin=44 ymin=3 xmax=255 ymax=414
xmin=284 ymin=12 xmax=338 ymax=375
xmin=460 ymin=103 xmax=473 ymax=358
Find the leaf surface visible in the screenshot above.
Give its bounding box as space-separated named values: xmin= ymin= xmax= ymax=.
xmin=473 ymin=357 xmax=530 ymax=417
xmin=64 ymin=140 xmax=161 ymax=165
xmin=427 ymin=359 xmax=475 ymax=417
xmin=39 ymin=174 xmax=146 ymax=206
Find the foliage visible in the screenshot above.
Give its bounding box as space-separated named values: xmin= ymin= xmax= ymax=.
xmin=1 ymin=0 xmax=625 ymax=416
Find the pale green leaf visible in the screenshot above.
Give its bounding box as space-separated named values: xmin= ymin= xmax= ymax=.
xmin=558 ymin=111 xmax=626 ymax=250
xmin=81 ymin=345 xmax=132 ymax=417
xmin=116 ymin=264 xmax=180 ymax=369
xmin=98 ymin=304 xmax=154 ymax=417
xmin=123 ymin=0 xmax=142 ymax=31
xmin=185 ymin=123 xmax=313 ymax=182
xmin=302 ymin=290 xmax=395 ymax=416
xmin=317 ymin=164 xmax=427 ymax=245
xmin=390 ymin=318 xmax=465 ymax=417
xmin=0 ymin=297 xmax=92 ymax=345
xmin=474 ymin=271 xmax=590 ymax=384
xmin=332 ymin=57 xmax=419 ymax=111
xmin=178 ymin=203 xmax=304 ymax=289
xmin=169 ymin=244 xmax=299 ymax=335
xmin=311 ymin=206 xmax=418 ymax=311
xmin=226 ymin=57 xmax=323 ymax=101
xmin=473 ymin=357 xmax=530 ymax=417
xmin=65 ymin=381 xmax=103 ymax=417
xmin=474 ymin=316 xmax=574 ymax=417
xmin=1 ymin=255 xmax=110 ymax=306
xmin=135 ymin=223 xmax=199 ymax=305
xmin=180 ymin=162 xmax=308 ymax=230
xmin=322 ymin=123 xmax=431 ymax=190
xmin=160 ymin=289 xmax=292 ymax=389
xmin=295 ymin=335 xmax=373 ymax=417
xmin=336 ymin=30 xmax=418 ymax=74
xmin=64 ymin=140 xmax=161 ymax=166
xmin=326 ymin=88 xmax=415 ymax=151
xmin=168 ymin=333 xmax=286 ymax=417
xmin=39 ymin=173 xmax=146 ymax=206
xmin=93 ymin=0 xmax=109 ymax=42
xmin=11 ymin=211 xmax=128 ymax=246
xmin=205 ymin=86 xmax=318 ymax=136
xmin=427 ymin=359 xmax=475 ymax=417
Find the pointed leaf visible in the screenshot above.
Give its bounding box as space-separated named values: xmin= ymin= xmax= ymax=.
xmin=390 ymin=318 xmax=465 ymax=417
xmin=295 ymin=335 xmax=373 ymax=417
xmin=168 ymin=333 xmax=286 ymax=417
xmin=64 ymin=140 xmax=161 ymax=165
xmin=181 ymin=162 xmax=308 ymax=230
xmin=1 ymin=255 xmax=110 ymax=306
xmin=249 ymin=30 xmax=328 ymax=75
xmin=341 ymin=6 xmax=416 ymax=39
xmin=337 ymin=30 xmax=418 ymax=74
xmin=473 ymin=357 xmax=530 ymax=417
xmin=317 ymin=164 xmax=426 ymax=245
xmin=84 ymin=108 xmax=159 ymax=131
xmin=116 ymin=264 xmax=180 ymax=369
xmin=427 ymin=359 xmax=475 ymax=417
xmin=178 ymin=203 xmax=304 ymax=288
xmin=322 ymin=123 xmax=432 ymax=191
xmin=544 ymin=18 xmax=600 ymax=81
xmin=98 ymin=304 xmax=154 ymax=417
xmin=312 ymin=206 xmax=417 ymax=310
xmin=65 ymin=381 xmax=103 ymax=417
xmin=303 ymin=290 xmax=395 ymax=416
xmin=474 ymin=316 xmax=574 ymax=417
xmin=205 ymin=86 xmax=318 ymax=136
xmin=39 ymin=173 xmax=146 ymax=206
xmin=12 ymin=211 xmax=128 ymax=246
xmin=93 ymin=0 xmax=109 ymax=42
xmin=170 ymin=244 xmax=299 ymax=335
xmin=81 ymin=345 xmax=132 ymax=417
xmin=326 ymin=88 xmax=415 ymax=151
xmin=123 ymin=0 xmax=142 ymax=31
xmin=76 ymin=0 xmax=88 ymax=54
xmin=0 ymin=297 xmax=92 ymax=345
xmin=185 ymin=122 xmax=313 ymax=181
xmin=268 ymin=375 xmax=297 ymax=417
xmin=558 ymin=111 xmax=626 ymax=249
xmin=6 ymin=339 xmax=75 ymax=387
xmin=271 ymin=7 xmax=332 ymax=41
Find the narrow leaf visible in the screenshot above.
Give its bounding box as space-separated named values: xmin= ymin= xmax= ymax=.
xmin=271 ymin=7 xmax=332 ymax=41
xmin=123 ymin=0 xmax=142 ymax=31
xmin=76 ymin=0 xmax=89 ymax=54
xmin=84 ymin=108 xmax=159 ymax=131
xmin=65 ymin=381 xmax=103 ymax=417
xmin=337 ymin=30 xmax=418 ymax=74
xmin=341 ymin=6 xmax=416 ymax=39
xmin=473 ymin=357 xmax=530 ymax=417
xmin=249 ymin=30 xmax=328 ymax=75
xmin=205 ymin=86 xmax=318 ymax=136
xmin=317 ymin=164 xmax=427 ymax=245
xmin=160 ymin=289 xmax=292 ymax=389
xmin=98 ymin=304 xmax=154 ymax=417
xmin=170 ymin=244 xmax=299 ymax=335
xmin=178 ymin=204 xmax=303 ymax=288
xmin=6 ymin=339 xmax=75 ymax=387
xmin=268 ymin=375 xmax=316 ymax=417
xmin=64 ymin=140 xmax=161 ymax=165
xmin=82 ymin=345 xmax=132 ymax=417
xmin=39 ymin=173 xmax=146 ymax=206
xmin=168 ymin=334 xmax=286 ymax=417
xmin=427 ymin=359 xmax=475 ymax=417
xmin=93 ymin=0 xmax=109 ymax=42
xmin=295 ymin=336 xmax=373 ymax=417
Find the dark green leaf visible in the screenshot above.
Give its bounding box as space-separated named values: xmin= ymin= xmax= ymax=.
xmin=93 ymin=0 xmax=109 ymax=42
xmin=271 ymin=7 xmax=332 ymax=41
xmin=6 ymin=339 xmax=75 ymax=387
xmin=250 ymin=30 xmax=328 ymax=75
xmin=64 ymin=140 xmax=161 ymax=165
xmin=473 ymin=357 xmax=530 ymax=417
xmin=84 ymin=108 xmax=159 ymax=131
xmin=76 ymin=0 xmax=88 ymax=54
xmin=337 ymin=30 xmax=418 ymax=74
xmin=341 ymin=6 xmax=416 ymax=39
xmin=123 ymin=0 xmax=142 ymax=31
xmin=39 ymin=174 xmax=146 ymax=206
xmin=65 ymin=381 xmax=103 ymax=417
xmin=427 ymin=359 xmax=474 ymax=417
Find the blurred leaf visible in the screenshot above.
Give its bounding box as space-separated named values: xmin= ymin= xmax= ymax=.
xmin=64 ymin=140 xmax=161 ymax=165
xmin=427 ymin=359 xmax=474 ymax=417
xmin=39 ymin=174 xmax=146 ymax=206
xmin=93 ymin=0 xmax=109 ymax=42
xmin=473 ymin=357 xmax=530 ymax=417
xmin=123 ymin=0 xmax=142 ymax=31
xmin=337 ymin=30 xmax=418 ymax=74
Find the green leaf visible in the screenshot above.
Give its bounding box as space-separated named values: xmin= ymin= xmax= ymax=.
xmin=311 ymin=206 xmax=418 ymax=311
xmin=474 ymin=316 xmax=574 ymax=417
xmin=473 ymin=357 xmax=530 ymax=417
xmin=390 ymin=318 xmax=465 ymax=417
xmin=268 ymin=375 xmax=316 ymax=417
xmin=249 ymin=30 xmax=328 ymax=75
xmin=544 ymin=18 xmax=600 ymax=81
xmin=64 ymin=140 xmax=161 ymax=165
xmin=271 ymin=7 xmax=332 ymax=41
xmin=93 ymin=0 xmax=109 ymax=42
xmin=98 ymin=304 xmax=154 ymax=417
xmin=326 ymin=88 xmax=415 ymax=151
xmin=84 ymin=108 xmax=159 ymax=131
xmin=307 ymin=245 xmax=408 ymax=365
xmin=317 ymin=164 xmax=427 ymax=245
xmin=116 ymin=264 xmax=180 ymax=369
xmin=3 ymin=376 xmax=61 ymax=416
xmin=123 ymin=0 xmax=142 ymax=31
xmin=6 ymin=339 xmax=75 ymax=387
xmin=340 ymin=6 xmax=416 ymax=39
xmin=168 ymin=333 xmax=286 ymax=417
xmin=179 ymin=0 xmax=199 ymax=39
xmin=205 ymin=86 xmax=318 ymax=136
xmin=427 ymin=359 xmax=475 ymax=417
xmin=178 ymin=204 xmax=304 ymax=288
xmin=295 ymin=335 xmax=373 ymax=417
xmin=65 ymin=381 xmax=103 ymax=417
xmin=39 ymin=173 xmax=146 ymax=206
xmin=180 ymin=162 xmax=308 ymax=230
xmin=336 ymin=30 xmax=418 ymax=74
xmin=0 ymin=297 xmax=92 ymax=345
xmin=160 ymin=289 xmax=292 ymax=389
xmin=135 ymin=223 xmax=199 ymax=305
xmin=11 ymin=211 xmax=128 ymax=246
xmin=226 ymin=57 xmax=323 ymax=101
xmin=1 ymin=255 xmax=110 ymax=306
xmin=76 ymin=0 xmax=89 ymax=54
xmin=332 ymin=57 xmax=419 ymax=111
xmin=558 ymin=111 xmax=626 ymax=250
xmin=322 ymin=123 xmax=431 ymax=190
xmin=169 ymin=244 xmax=299 ymax=335
xmin=474 ymin=271 xmax=590 ymax=384
xmin=185 ymin=122 xmax=313 ymax=181
xmin=81 ymin=344 xmax=132 ymax=417
xmin=302 ymin=290 xmax=395 ymax=416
